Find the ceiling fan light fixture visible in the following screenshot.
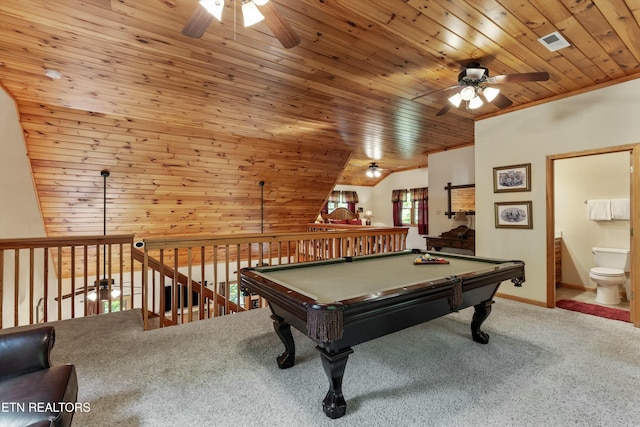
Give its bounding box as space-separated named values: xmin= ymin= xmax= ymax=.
xmin=366 ymin=163 xmax=381 ymax=178
xmin=465 ymin=67 xmax=487 ymax=80
xmin=482 ymin=86 xmax=500 ymax=102
xmin=242 ymin=1 xmax=264 ymax=27
xmin=448 ymin=92 xmax=462 ymax=108
xmin=87 ymin=287 xmax=120 ymax=302
xmin=468 ymin=96 xmax=484 ymax=109
xmin=199 ymin=0 xmax=224 ymax=21
xmin=460 ymin=86 xmax=476 ymax=101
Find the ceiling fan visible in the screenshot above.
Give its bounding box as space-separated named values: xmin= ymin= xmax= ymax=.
xmin=182 ymin=0 xmax=300 ymax=49
xmin=428 ymin=62 xmax=549 ymax=116
xmin=56 ymin=279 xmax=123 ymax=302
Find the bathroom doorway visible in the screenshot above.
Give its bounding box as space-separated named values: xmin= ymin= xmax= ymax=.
xmin=547 ymin=144 xmax=639 ymax=327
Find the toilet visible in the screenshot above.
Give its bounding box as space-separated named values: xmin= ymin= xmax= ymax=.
xmin=589 ymin=247 xmax=630 ymax=305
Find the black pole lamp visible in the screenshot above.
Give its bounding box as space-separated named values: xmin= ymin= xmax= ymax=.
xmin=88 ymin=170 xmax=119 ymax=302
xmin=259 ymin=180 xmax=265 ymax=233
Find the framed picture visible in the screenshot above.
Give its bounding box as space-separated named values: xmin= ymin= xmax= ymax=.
xmin=493 ymin=163 xmax=531 ymax=193
xmin=495 ymin=201 xmax=533 ymax=229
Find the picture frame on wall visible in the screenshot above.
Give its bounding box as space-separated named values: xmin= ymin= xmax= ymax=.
xmin=495 ymin=201 xmax=533 ymax=229
xmin=493 ymin=163 xmax=531 ymax=193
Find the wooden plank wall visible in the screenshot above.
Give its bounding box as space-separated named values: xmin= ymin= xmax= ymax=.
xmin=20 ymin=101 xmax=352 ymax=240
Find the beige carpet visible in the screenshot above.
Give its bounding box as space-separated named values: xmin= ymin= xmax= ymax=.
xmin=5 ymin=298 xmax=640 ymax=426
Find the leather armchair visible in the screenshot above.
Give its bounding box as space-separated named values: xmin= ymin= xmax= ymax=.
xmin=0 ymin=326 xmax=78 ymax=427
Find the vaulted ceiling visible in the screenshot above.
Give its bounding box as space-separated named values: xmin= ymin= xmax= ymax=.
xmin=1 ymin=0 xmax=639 ymax=238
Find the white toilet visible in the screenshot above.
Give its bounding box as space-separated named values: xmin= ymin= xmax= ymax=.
xmin=589 ymin=247 xmax=630 ymax=305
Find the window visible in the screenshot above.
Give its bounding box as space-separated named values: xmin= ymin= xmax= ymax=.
xmin=392 ymin=187 xmax=428 ymax=231
xmin=326 ymin=191 xmax=359 ymax=213
xmin=401 ymin=193 xmax=419 ymax=225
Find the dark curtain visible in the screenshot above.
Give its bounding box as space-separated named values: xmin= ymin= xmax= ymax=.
xmin=343 ymin=191 xmax=358 ymax=213
xmin=391 ymin=189 xmax=406 ymax=226
xmin=411 ymin=187 xmax=429 ymax=235
xmin=417 ymin=199 xmax=428 ymax=234
xmin=328 ymin=191 xmax=341 ymax=203
xmin=323 ymin=191 xmax=342 ymax=214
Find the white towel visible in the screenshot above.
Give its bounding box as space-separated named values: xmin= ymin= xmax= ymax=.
xmin=587 ymin=199 xmax=611 ymax=220
xmin=610 ymin=198 xmax=630 ymax=220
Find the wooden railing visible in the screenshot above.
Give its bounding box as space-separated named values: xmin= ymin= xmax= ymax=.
xmin=131 ymin=248 xmax=230 ymax=329
xmin=1 ymin=227 xmax=408 ymax=330
xmin=139 ymin=227 xmax=408 ymax=330
xmin=0 ymin=235 xmax=135 ymax=329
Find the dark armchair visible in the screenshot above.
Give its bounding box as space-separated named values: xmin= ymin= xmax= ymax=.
xmin=0 ymin=326 xmax=78 ymax=427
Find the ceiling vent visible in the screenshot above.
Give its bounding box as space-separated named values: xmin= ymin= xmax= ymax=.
xmin=538 ymin=31 xmax=571 ymax=52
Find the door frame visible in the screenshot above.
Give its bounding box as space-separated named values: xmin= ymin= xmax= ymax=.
xmin=546 ymin=143 xmax=638 ymax=327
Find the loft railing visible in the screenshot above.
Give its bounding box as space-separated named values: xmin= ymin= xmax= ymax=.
xmin=140 ymin=227 xmax=408 ymax=330
xmin=0 ymin=235 xmax=135 ymax=329
xmin=0 ymin=227 xmax=408 ymax=330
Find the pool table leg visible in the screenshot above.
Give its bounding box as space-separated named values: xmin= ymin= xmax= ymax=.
xmin=317 ymin=346 xmax=354 ymax=419
xmin=271 ymin=315 xmax=295 ymax=369
xmin=471 ymin=299 xmax=494 ymax=344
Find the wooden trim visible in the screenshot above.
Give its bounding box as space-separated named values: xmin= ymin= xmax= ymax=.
xmin=0 ymin=234 xmax=134 ymax=249
xmin=546 ymin=155 xmax=555 ymax=308
xmin=557 ymin=283 xmax=596 ymax=292
xmin=478 ymin=75 xmax=640 ymax=121
xmin=495 ymin=292 xmax=548 ymax=308
xmin=547 ymin=144 xmax=639 ymax=326
xmin=546 ymin=144 xmax=637 ymax=160
xmin=632 ymin=146 xmax=640 ymax=326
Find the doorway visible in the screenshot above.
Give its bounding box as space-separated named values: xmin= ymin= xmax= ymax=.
xmin=547 ymin=144 xmax=639 ymax=327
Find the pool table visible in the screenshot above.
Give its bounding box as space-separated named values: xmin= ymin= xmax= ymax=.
xmin=240 ymin=250 xmax=525 ymax=419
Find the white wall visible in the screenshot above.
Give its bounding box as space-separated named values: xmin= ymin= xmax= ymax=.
xmin=1 ymin=87 xmax=50 ymax=327
xmin=427 ymin=146 xmax=475 ymax=236
xmin=475 ymin=78 xmax=640 ymax=303
xmin=555 ymin=153 xmax=630 ymax=289
xmin=0 ymin=88 xmax=46 ymax=238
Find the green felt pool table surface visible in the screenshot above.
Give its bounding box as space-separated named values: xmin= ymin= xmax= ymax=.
xmin=250 ymin=251 xmax=515 ymax=304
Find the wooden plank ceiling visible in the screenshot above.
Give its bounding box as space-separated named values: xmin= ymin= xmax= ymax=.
xmin=1 ymin=0 xmax=639 ymax=239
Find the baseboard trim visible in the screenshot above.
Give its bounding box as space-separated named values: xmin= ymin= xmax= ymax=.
xmin=495 ymin=292 xmax=547 ymax=307
xmin=558 ymin=283 xmax=596 ymax=292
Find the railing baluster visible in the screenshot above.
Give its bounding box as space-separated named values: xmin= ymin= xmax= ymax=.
xmin=43 ymin=248 xmax=49 ymax=323
xmin=29 ymin=248 xmax=35 ymax=324
xmin=83 ymin=246 xmax=89 ymax=317
xmin=0 ymin=250 xmax=3 ymax=329
xmin=14 ymin=250 xmax=19 ymax=326
xmin=1 ymin=229 xmax=407 ymax=330
xmin=213 ymin=246 xmax=219 ymax=317
xmin=70 ymin=246 xmax=75 ymax=319
xmin=187 ymin=247 xmax=193 ymax=324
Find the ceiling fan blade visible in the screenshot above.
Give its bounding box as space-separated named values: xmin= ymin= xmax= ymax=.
xmin=435 ymin=103 xmax=452 ymax=116
xmin=182 ymin=4 xmax=214 ymax=38
xmin=412 ymin=84 xmax=460 ymax=101
xmin=256 ymin=1 xmax=300 ymax=48
xmin=490 ymin=71 xmax=549 ymax=84
xmin=491 ymin=93 xmax=513 ymax=109
xmin=55 ymin=286 xmax=97 ymax=301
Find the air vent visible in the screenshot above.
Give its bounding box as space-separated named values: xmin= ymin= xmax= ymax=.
xmin=538 ymin=31 xmax=570 ymax=52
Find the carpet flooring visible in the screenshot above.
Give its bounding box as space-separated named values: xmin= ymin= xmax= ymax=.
xmin=556 ymin=299 xmax=630 ymax=322
xmin=3 ymin=298 xmax=640 ymax=426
